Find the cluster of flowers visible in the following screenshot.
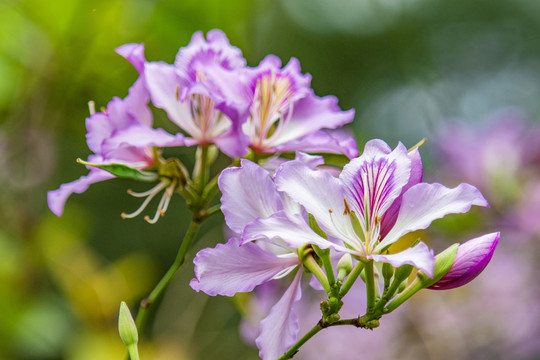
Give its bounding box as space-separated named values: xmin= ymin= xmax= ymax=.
xmin=48 ymin=30 xmax=499 ymax=360
xmin=48 ymin=29 xmax=356 ymax=220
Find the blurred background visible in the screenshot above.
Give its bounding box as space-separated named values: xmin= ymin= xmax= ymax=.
xmin=1 ymin=0 xmax=540 ymax=359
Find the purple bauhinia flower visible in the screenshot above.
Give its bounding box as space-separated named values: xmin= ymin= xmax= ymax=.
xmin=190 ymin=157 xmax=330 ymax=360
xmin=243 ymin=139 xmax=490 ymax=278
xmin=203 ymin=52 xmax=358 ymax=158
xmin=243 ymin=55 xmax=356 ymax=157
xmin=47 ymin=44 xmax=184 ymax=219
xmin=144 ymin=29 xmax=250 ymax=158
xmin=429 ymin=232 xmax=500 ymax=290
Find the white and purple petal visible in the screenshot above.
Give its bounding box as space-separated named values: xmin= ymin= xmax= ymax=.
xmin=219 ymin=159 xmax=284 ymax=233
xmin=47 ymin=169 xmax=114 ymax=216
xmin=273 ymin=129 xmax=358 ymax=159
xmin=377 ymin=182 xmax=489 ymax=251
xmin=256 ymin=270 xmax=303 ymax=360
xmin=190 ymin=237 xmax=299 ymax=296
xmin=380 ymin=147 xmax=423 ymax=238
xmin=144 ymin=62 xmax=195 ymax=133
xmin=340 ymin=140 xmax=411 ymax=220
xmin=174 ymin=29 xmax=246 ymax=79
xmin=242 ymin=211 xmax=349 ymax=252
xmin=275 ymin=160 xmax=358 ymax=245
xmin=115 ymin=43 xmax=146 ymax=74
xmin=268 ymin=94 xmax=355 ymax=148
xmin=370 ymin=242 xmax=435 ymax=278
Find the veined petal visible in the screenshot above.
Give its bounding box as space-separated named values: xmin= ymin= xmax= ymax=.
xmin=124 ymin=77 xmax=153 ymax=127
xmin=429 ymin=232 xmax=500 ymax=290
xmin=256 ymin=270 xmax=303 ymax=360
xmin=380 ymin=147 xmax=423 ymax=238
xmin=270 ymin=94 xmax=355 ymax=147
xmin=275 ymin=160 xmax=358 ymax=245
xmin=115 ymin=43 xmax=146 ymax=73
xmin=294 ymin=152 xmax=325 ymax=169
xmin=85 ymin=112 xmax=114 ymax=155
xmin=377 ymin=183 xmax=489 ymax=251
xmin=47 ymin=170 xmax=114 ymax=216
xmin=340 ymin=141 xmax=411 ymax=221
xmin=144 ymin=62 xmax=197 ymax=134
xmin=370 ymin=242 xmax=435 ymax=278
xmin=174 ymin=29 xmax=246 ymax=77
xmin=190 ymin=238 xmax=299 ymax=296
xmin=219 ymin=159 xmax=284 ymax=233
xmin=273 ymin=129 xmax=358 ymax=159
xmin=243 ymin=211 xmax=349 ymax=252
xmin=102 ymin=124 xmax=185 ymax=153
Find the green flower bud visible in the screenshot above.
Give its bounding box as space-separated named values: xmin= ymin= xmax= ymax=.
xmin=118 ymin=301 xmax=138 ymax=347
xmin=337 ymin=254 xmax=353 ymax=282
xmin=382 ymin=262 xmax=394 ymax=287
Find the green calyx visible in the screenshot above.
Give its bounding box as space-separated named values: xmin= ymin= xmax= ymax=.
xmin=157 ymin=158 xmax=189 ymax=190
xmin=384 ymin=244 xmax=459 ymax=313
xmin=77 ymin=159 xmax=158 ymax=182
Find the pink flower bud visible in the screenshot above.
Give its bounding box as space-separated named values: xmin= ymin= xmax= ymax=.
xmin=429 ymin=232 xmax=499 ymax=290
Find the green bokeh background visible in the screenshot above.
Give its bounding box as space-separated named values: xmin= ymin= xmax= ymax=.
xmin=2 ymin=0 xmax=540 ymax=359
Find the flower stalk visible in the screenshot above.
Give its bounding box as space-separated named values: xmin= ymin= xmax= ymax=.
xmin=134 ymin=219 xmax=201 ymax=333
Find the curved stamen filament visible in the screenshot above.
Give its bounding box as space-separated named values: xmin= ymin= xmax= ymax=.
xmin=144 ymin=180 xmax=176 ymax=224
xmin=273 ymin=266 xmax=297 ymax=280
xmin=121 ymin=181 xmax=169 ymax=219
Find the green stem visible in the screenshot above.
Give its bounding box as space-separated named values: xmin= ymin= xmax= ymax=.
xmin=303 ymin=255 xmax=331 ymax=294
xmin=320 ymin=252 xmax=335 ymax=288
xmin=276 ymin=323 xmax=323 ymax=360
xmin=384 ymin=277 xmax=424 ymax=313
xmin=202 ymin=173 xmax=220 ymax=200
xmin=134 ymin=219 xmax=201 ymax=333
xmin=364 ymin=260 xmax=376 ymax=313
xmin=127 ymin=345 xmax=140 ymax=360
xmin=193 ymin=145 xmax=209 ymax=193
xmin=339 ymin=260 xmax=364 ymax=298
xmin=374 ymin=277 xmax=402 ymax=313
xmin=277 ymin=315 xmax=379 ymax=359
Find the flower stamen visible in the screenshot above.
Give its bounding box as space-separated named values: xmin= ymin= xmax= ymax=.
xmin=121 ymin=181 xmax=168 ymax=220
xmin=144 ymin=180 xmax=176 ymax=224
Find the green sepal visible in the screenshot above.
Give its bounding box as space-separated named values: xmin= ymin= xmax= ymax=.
xmin=384 ymin=244 xmax=459 ymax=313
xmin=77 ymin=159 xmax=158 ymax=182
xmin=158 ymin=158 xmax=189 ymax=189
xmin=418 ymin=243 xmax=459 ymax=287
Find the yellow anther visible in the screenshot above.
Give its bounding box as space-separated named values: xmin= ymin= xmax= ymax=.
xmin=343 ymin=198 xmax=351 ymax=215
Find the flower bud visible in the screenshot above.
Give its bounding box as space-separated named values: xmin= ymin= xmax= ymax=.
xmin=118 ymin=301 xmax=138 ymax=347
xmin=429 ymin=232 xmax=499 ymax=290
xmin=337 ymin=254 xmax=353 ymax=282
xmin=382 ymin=262 xmax=394 ymax=286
